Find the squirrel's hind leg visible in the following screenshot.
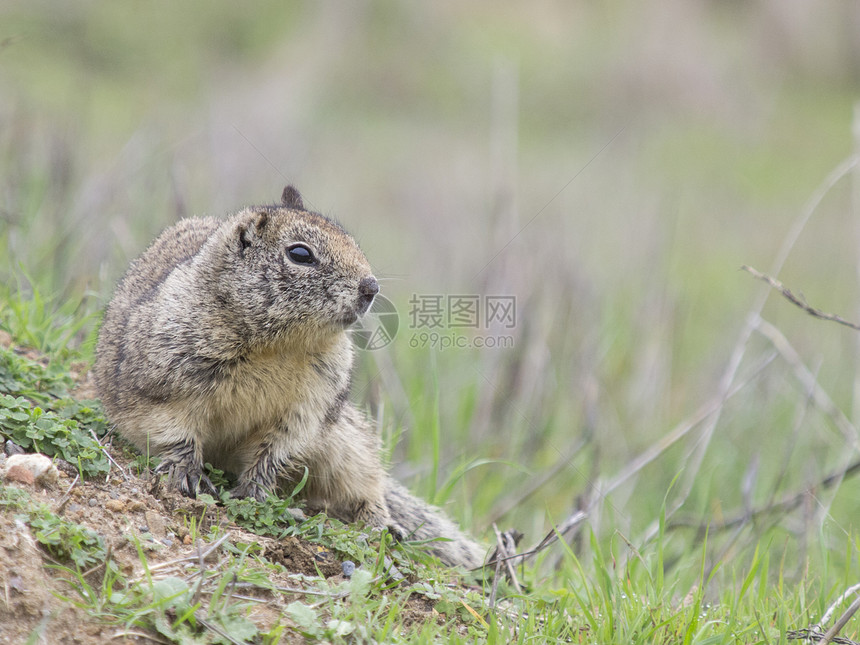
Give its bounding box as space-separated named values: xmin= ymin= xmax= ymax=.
xmin=302 ymin=417 xmax=398 ymax=533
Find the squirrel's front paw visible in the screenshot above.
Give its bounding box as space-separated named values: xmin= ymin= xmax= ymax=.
xmin=230 ymin=479 xmax=273 ymax=502
xmin=154 ymin=457 xmax=216 ymax=498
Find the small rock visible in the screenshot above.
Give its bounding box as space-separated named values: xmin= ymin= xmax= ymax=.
xmin=183 ymin=535 xmax=193 ymax=545
xmin=383 ymin=556 xmax=405 ymax=582
xmin=287 ymin=508 xmax=307 ymax=522
xmin=109 ymin=491 xmax=119 ymax=500
xmin=54 ymin=459 xmax=78 ymax=476
xmin=144 ymin=510 xmax=166 ymax=538
xmin=5 ymin=440 xmax=25 ymax=456
xmin=341 ymin=561 xmax=356 ymax=578
xmin=104 ymin=499 xmax=126 ymax=513
xmin=5 ymin=465 xmax=35 ymax=485
xmin=2 ymin=453 xmax=59 ymax=486
xmin=88 ymin=498 xmax=98 ymax=507
xmin=128 ymin=501 xmax=147 ymax=512
xmin=161 ymin=538 xmax=173 ymax=548
xmin=67 ymin=503 xmax=81 ymax=513
xmin=138 ymin=525 xmax=149 ymax=533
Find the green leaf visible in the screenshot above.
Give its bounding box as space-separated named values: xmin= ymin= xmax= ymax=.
xmin=348 ymin=568 xmax=373 ymax=598
xmin=216 ymin=615 xmax=258 ymax=643
xmin=286 ymin=601 xmax=320 ymax=637
xmin=326 ymin=619 xmax=355 ymax=637
xmin=151 ymin=576 xmax=191 ymax=603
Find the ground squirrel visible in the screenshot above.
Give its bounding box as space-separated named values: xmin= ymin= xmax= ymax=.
xmin=93 ymin=187 xmax=485 ymax=569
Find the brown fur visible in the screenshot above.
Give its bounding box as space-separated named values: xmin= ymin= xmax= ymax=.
xmin=93 ymin=187 xmax=485 ymax=568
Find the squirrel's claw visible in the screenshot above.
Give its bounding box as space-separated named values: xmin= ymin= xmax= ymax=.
xmin=154 ymin=456 xmax=215 ymax=498
xmin=230 ymin=479 xmax=272 ymax=502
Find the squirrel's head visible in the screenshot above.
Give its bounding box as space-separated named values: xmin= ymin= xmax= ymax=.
xmin=220 ymin=186 xmax=378 ymax=344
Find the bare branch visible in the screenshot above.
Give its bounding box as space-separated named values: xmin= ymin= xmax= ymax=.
xmin=816 ymin=591 xmax=860 ymax=645
xmin=788 ymin=628 xmax=858 ymax=645
xmin=54 ymin=474 xmax=80 ymax=514
xmin=493 ymin=510 xmax=587 ymax=568
xmin=491 ymin=523 xmax=522 ymax=594
xmin=819 ymin=583 xmax=860 ymax=632
xmin=667 ymin=458 xmax=860 ymax=534
xmin=754 ymin=318 xmax=860 ymax=449
xmin=742 ymin=266 xmax=860 ymax=331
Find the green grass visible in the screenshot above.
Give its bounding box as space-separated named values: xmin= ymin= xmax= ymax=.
xmin=0 ymin=280 xmax=99 ymax=356
xmin=1 ymin=295 xmax=858 ymax=642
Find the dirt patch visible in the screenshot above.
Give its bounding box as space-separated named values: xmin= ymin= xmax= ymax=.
xmin=399 ymin=593 xmax=442 ymax=628
xmin=0 ymin=447 xmax=361 ymax=643
xmin=265 ymin=536 xmax=343 ymax=579
xmin=0 ymin=504 xmax=140 ymax=644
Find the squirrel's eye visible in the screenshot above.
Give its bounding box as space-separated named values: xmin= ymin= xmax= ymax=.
xmin=287 ymin=243 xmax=316 ymax=265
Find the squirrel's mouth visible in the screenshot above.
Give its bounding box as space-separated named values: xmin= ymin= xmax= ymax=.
xmin=340 ymin=295 xmax=374 ymax=327
xmin=340 ymin=310 xmax=360 ymax=327
xmin=356 ymin=293 xmax=375 ymax=317
xmin=336 ymin=276 xmax=378 ymax=328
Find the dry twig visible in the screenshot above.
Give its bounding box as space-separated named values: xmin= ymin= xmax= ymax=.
xmin=198 ymin=617 xmax=245 ymax=645
xmin=489 ymin=523 xmax=522 ymax=599
xmin=668 ymin=458 xmax=860 ymax=534
xmin=816 ymin=598 xmax=860 ymax=645
xmin=788 ymin=628 xmax=859 ymax=645
xmin=742 ymin=266 xmax=860 ymax=331
xmin=88 ymin=427 xmax=129 ymax=482
xmin=789 ymin=573 xmax=860 ymax=644
xmin=143 ymin=532 xmax=232 ymax=575
xmin=821 ymin=584 xmax=860 ymax=627
xmin=111 ymin=630 xmax=172 ymax=644
xmin=486 ymin=510 xmax=586 ymax=568
xmin=54 ymin=474 xmax=80 ymax=514
xmin=754 ymin=317 xmax=860 ymax=448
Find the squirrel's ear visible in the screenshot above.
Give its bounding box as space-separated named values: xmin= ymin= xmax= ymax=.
xmin=238 ymin=211 xmax=269 ymax=253
xmin=281 ymin=185 xmax=304 ymax=210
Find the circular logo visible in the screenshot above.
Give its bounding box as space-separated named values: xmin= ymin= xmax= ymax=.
xmin=352 ymin=294 xmax=399 ymax=350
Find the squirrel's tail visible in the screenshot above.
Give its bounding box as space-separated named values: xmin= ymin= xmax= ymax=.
xmin=384 ymin=478 xmax=486 ymax=569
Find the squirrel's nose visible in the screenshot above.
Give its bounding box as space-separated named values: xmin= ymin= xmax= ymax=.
xmin=357 ymin=276 xmax=379 ymax=314
xmin=358 ymin=276 xmax=379 ymax=298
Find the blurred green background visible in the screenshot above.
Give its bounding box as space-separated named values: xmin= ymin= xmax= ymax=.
xmin=2 ymin=1 xmax=860 ymax=584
